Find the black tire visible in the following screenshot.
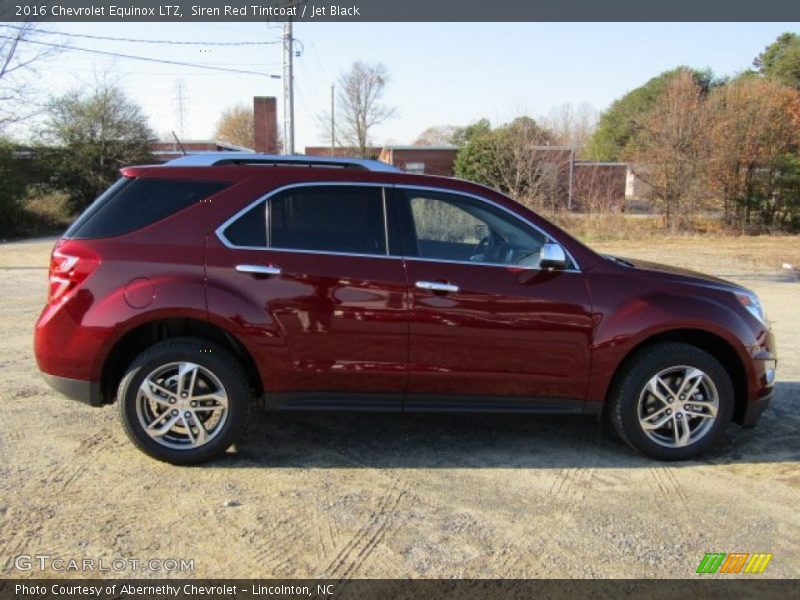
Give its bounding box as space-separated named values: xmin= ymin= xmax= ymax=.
xmin=117 ymin=337 xmax=250 ymax=465
xmin=609 ymin=342 xmax=734 ymax=461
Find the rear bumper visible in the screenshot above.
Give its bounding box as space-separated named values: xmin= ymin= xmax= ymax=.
xmin=41 ymin=373 xmax=103 ymax=407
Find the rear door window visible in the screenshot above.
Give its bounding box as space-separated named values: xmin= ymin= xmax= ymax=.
xmin=66 ymin=178 xmax=230 ymax=239
xmin=268 ymin=186 xmax=386 ymax=256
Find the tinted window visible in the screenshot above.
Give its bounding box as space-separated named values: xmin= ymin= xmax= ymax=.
xmin=67 ymin=178 xmax=229 ymax=239
xmin=400 ymin=189 xmax=546 ymax=266
xmin=223 ymin=201 xmax=266 ymax=247
xmin=269 ymin=186 xmax=386 ymax=255
xmin=64 ymin=177 xmax=132 ymax=238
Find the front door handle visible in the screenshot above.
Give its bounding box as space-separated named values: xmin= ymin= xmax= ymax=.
xmin=235 ymin=264 xmax=281 ymax=276
xmin=415 ymin=280 xmax=459 ymax=293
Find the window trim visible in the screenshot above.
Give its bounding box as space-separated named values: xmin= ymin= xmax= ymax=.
xmin=219 ymin=198 xmax=267 ymax=249
xmin=214 ymin=181 xmax=581 ymax=273
xmin=381 ymin=187 xmax=391 ymax=256
xmin=216 ymin=182 xmax=394 ymax=259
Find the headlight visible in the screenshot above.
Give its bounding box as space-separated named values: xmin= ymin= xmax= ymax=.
xmin=735 ymin=291 xmax=768 ymax=325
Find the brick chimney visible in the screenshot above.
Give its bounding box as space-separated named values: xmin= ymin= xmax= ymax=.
xmin=253 ymin=96 xmax=278 ymax=154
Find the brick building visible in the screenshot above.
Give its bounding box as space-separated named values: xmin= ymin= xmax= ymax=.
xmin=304 ymin=146 xmax=383 ymax=160
xmin=303 ymin=145 xmax=458 ymax=176
xmin=378 ymin=146 xmax=459 ymax=176
xmin=150 ymin=140 xmax=254 ymax=162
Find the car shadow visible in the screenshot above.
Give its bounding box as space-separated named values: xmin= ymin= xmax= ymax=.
xmin=215 ymin=380 xmax=800 ymax=469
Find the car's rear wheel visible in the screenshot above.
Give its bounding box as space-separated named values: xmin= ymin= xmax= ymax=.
xmin=609 ymin=342 xmax=734 ymax=460
xmin=118 ymin=337 xmax=250 ymax=465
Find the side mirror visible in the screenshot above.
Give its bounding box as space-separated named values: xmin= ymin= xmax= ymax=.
xmin=539 ymin=242 xmax=568 ymax=270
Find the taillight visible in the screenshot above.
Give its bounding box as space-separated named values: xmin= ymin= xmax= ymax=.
xmin=48 ymin=241 xmax=100 ymax=303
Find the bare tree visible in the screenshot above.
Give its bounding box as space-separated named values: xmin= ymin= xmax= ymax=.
xmin=453 ymin=117 xmax=569 ymax=210
xmin=626 ymin=71 xmax=707 ymax=232
xmin=0 ymin=23 xmax=60 ymax=130
xmin=413 ymin=125 xmax=459 ymax=146
xmin=704 ymin=76 xmax=800 ymax=229
xmin=493 ymin=117 xmax=566 ymax=210
xmin=335 ymin=61 xmax=395 ymax=157
xmin=573 ymin=163 xmax=626 ymax=213
xmin=214 ymin=104 xmax=255 ymax=149
xmin=541 ymin=103 xmax=599 ymax=149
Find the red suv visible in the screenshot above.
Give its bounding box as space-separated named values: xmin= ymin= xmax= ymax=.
xmin=34 ymin=154 xmax=776 ymax=464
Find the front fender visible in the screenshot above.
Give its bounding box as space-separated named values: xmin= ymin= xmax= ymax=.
xmin=586 ymin=274 xmax=758 ymax=404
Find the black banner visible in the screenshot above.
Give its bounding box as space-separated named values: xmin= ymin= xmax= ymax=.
xmin=2 ymin=580 xmax=800 ymax=600
xmin=1 ymin=0 xmax=799 ymax=22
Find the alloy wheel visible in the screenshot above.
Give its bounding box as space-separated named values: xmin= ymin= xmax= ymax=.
xmin=135 ymin=362 xmax=229 ymax=450
xmin=637 ymin=365 xmax=720 ymax=448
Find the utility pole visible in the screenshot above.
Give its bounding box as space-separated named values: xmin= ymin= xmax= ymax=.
xmin=282 ymin=19 xmax=295 ymax=155
xmin=173 ymin=79 xmax=187 ymax=142
xmin=330 ymin=83 xmax=335 ymax=156
xmin=567 ymin=147 xmax=575 ymax=211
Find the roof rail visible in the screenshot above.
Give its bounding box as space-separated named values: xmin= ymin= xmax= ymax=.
xmin=162 ymin=153 xmax=401 ymax=173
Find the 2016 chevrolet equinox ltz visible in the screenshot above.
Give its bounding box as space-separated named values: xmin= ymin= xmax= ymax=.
xmin=34 ymin=154 xmax=777 ymax=464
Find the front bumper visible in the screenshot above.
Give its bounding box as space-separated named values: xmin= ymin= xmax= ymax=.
xmin=41 ymin=373 xmax=103 ymax=407
xmin=740 ymin=330 xmax=777 ymax=427
xmin=741 ymin=389 xmax=772 ymax=428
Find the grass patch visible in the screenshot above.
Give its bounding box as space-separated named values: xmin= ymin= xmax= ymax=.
xmin=549 ymin=212 xmax=746 ymax=242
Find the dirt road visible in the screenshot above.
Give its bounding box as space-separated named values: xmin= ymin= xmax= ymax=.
xmin=1 ymin=236 xmax=798 ymax=578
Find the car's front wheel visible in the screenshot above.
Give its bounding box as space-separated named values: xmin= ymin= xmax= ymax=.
xmin=118 ymin=337 xmax=250 ymax=465
xmin=609 ymin=342 xmax=734 ymax=460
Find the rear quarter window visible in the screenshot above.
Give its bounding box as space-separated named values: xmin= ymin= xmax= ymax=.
xmin=221 ymin=200 xmax=266 ymax=248
xmin=66 ymin=178 xmax=230 ymax=239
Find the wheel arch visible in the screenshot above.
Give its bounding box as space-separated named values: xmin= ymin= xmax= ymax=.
xmin=100 ymin=317 xmax=262 ymax=405
xmin=603 ymin=328 xmax=749 ymax=425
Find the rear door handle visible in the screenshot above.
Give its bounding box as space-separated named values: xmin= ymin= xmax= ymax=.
xmin=235 ymin=264 xmax=281 ymax=276
xmin=415 ymin=280 xmax=459 ymax=293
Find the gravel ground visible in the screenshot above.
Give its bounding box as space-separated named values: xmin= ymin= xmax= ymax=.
xmin=0 ymin=236 xmax=798 ymax=579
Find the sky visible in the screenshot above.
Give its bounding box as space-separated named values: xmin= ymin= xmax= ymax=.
xmin=4 ymin=22 xmax=799 ymax=148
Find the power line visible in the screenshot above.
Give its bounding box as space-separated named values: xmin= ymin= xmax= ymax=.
xmin=0 ymin=24 xmax=281 ymax=46
xmin=0 ymin=36 xmax=281 ymax=78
